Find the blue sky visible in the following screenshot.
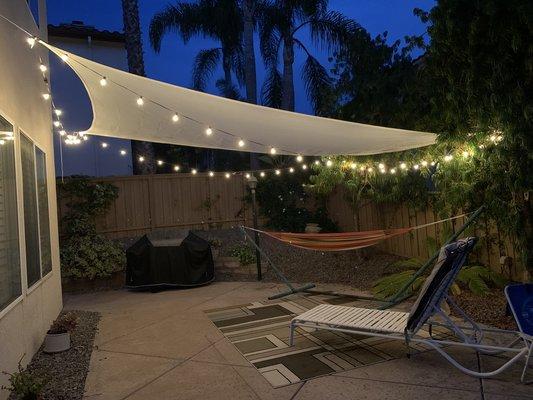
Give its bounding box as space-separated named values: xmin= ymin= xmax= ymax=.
xmin=47 ymin=0 xmax=435 ymax=114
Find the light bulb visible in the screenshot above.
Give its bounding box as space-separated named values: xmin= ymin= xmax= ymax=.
xmin=270 ymin=147 xmax=277 ymax=155
xmin=83 ymin=135 xmax=89 ymax=141
xmin=289 ymin=167 xmax=294 ymax=173
xmin=380 ymin=168 xmax=386 ymax=174
xmin=378 ymin=163 xmax=385 ymax=169
xmin=53 ymin=121 xmax=60 ymax=127
xmin=421 ymin=160 xmax=428 ymax=167
xmin=174 ymin=165 xmax=180 ymax=172
xmin=42 ymin=93 xmax=50 ymax=100
xmin=191 ymin=169 xmax=197 ymax=175
xmin=101 ymin=142 xmax=108 ymax=148
xmin=59 ymin=130 xmax=66 ymax=136
xmin=245 ymin=173 xmax=251 ymax=179
xmin=296 ymin=155 xmax=303 ymax=163
xmin=413 ymin=164 xmax=419 ymax=170
xmin=275 ymin=169 xmax=281 ymax=175
xmin=360 ymin=166 xmax=365 ymax=171
xmin=367 ymin=167 xmax=373 ymax=173
xmin=27 ymin=37 xmax=36 ymax=48
xmin=136 ymin=96 xmax=144 ymax=106
xmin=444 ymin=154 xmax=453 ymax=162
xmin=400 ymin=162 xmax=407 ymax=170
xmin=54 ymin=109 xmax=62 ymax=116
xmin=139 ymin=156 xmax=145 ymax=162
xmin=120 ymin=150 xmax=127 ymax=156
xmin=260 ymin=171 xmax=266 ymax=177
xmin=225 ymin=172 xmax=231 ymax=179
xmin=209 ymin=171 xmax=215 ymax=177
xmin=462 ymin=151 xmax=469 ymax=158
xmin=350 ymin=163 xmax=357 ymax=170
xmin=60 ymin=54 xmax=69 ymax=62
xmin=431 ymin=161 xmax=436 ymax=166
xmin=205 ymin=127 xmax=213 ymax=136
xmin=326 ymin=160 xmax=333 ymax=167
xmin=172 ymin=113 xmax=179 ymax=122
xmin=390 ymin=168 xmax=397 ymax=174
xmin=100 ymin=77 xmax=107 ymax=86
xmin=39 ymin=64 xmax=47 ymax=72
xmin=238 ymin=139 xmax=245 ymax=147
xmin=302 ymin=164 xmax=307 ymax=170
xmin=157 ymin=160 xmax=163 ymax=166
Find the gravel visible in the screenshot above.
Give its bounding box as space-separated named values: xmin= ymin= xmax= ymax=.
xmin=9 ymin=310 xmax=100 ymax=400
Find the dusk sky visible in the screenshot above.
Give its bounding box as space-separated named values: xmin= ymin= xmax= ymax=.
xmin=47 ymin=0 xmax=435 ymax=114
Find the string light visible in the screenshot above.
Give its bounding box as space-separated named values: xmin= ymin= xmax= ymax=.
xmin=462 ymin=150 xmax=470 ymax=158
xmin=174 ymin=165 xmax=180 ymax=172
xmin=413 ymin=164 xmax=419 ymax=170
xmin=245 ymin=173 xmax=251 ymax=179
xmin=120 ymin=149 xmax=127 ymax=155
xmin=238 ymin=139 xmax=245 ymax=147
xmin=191 ymin=168 xmax=197 ymax=174
xmin=225 ymin=172 xmax=231 ymax=179
xmin=0 ymin=140 xmax=4 ymax=145
xmin=209 ymin=171 xmax=215 ymax=177
xmin=350 ymin=163 xmax=357 ymax=170
xmin=172 ymin=113 xmax=179 ymax=122
xmin=360 ymin=166 xmax=365 ymax=171
xmin=157 ymin=160 xmax=163 ymax=166
xmin=53 ymin=121 xmax=60 ymax=127
xmin=260 ymin=171 xmax=266 ymax=177
xmin=289 ymin=167 xmax=294 ymax=173
xmin=326 ymin=160 xmax=333 ymax=167
xmin=400 ymin=162 xmax=407 ymax=170
xmin=101 ymin=142 xmax=108 ymax=148
xmin=390 ymin=168 xmax=397 ymax=174
xmin=275 ymin=169 xmax=281 ymax=175
xmin=27 ymin=37 xmax=36 ymax=48
xmin=82 ymin=135 xmax=89 ymax=141
xmin=296 ymin=155 xmax=303 ymax=163
xmin=42 ymin=93 xmax=50 ymax=100
xmin=378 ymin=163 xmax=385 ymax=169
xmin=205 ymin=127 xmax=213 ymax=136
xmin=367 ymin=167 xmax=373 ymax=173
xmin=314 ymin=160 xmax=320 ymax=165
xmin=100 ymin=77 xmax=107 ymax=86
xmin=136 ymin=96 xmax=144 ymax=106
xmin=444 ymin=154 xmax=453 ymax=162
xmin=302 ymin=164 xmax=308 ymax=170
xmin=421 ymin=160 xmax=428 ymax=167
xmin=54 ymin=109 xmax=62 ymax=116
xmin=39 ymin=63 xmax=47 ymax=72
xmin=270 ymin=147 xmax=277 ymax=155
xmin=139 ymin=156 xmax=145 ymax=162
xmin=59 ymin=130 xmax=66 ymax=136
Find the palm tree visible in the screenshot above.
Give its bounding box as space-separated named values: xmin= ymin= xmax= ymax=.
xmin=149 ymin=0 xmax=245 ymax=98
xmin=259 ymin=0 xmax=355 ymax=114
xmin=121 ymin=0 xmax=156 ymax=174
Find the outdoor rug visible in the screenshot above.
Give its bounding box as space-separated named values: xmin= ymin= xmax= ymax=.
xmin=204 ymin=292 xmax=451 ymax=388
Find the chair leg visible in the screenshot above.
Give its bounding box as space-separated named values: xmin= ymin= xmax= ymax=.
xmin=521 ymin=341 xmax=532 ymax=384
xmin=289 ymin=321 xmax=296 ymax=347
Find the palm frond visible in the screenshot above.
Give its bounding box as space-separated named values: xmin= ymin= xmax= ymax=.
xmin=192 ymin=48 xmax=222 ymax=91
xmin=307 ymin=11 xmax=359 ymax=53
xmin=215 ymin=78 xmax=242 ymax=100
xmin=301 ymin=53 xmax=334 ymax=115
xmin=149 ymin=4 xmax=182 ymax=53
xmin=261 ymin=65 xmax=283 ymax=108
xmin=231 ymin=48 xmax=246 ymax=87
xmin=258 ymin=4 xmax=284 ymax=66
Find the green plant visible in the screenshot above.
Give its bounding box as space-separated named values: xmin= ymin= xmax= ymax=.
xmin=48 ymin=312 xmax=78 ymax=335
xmin=58 ymin=177 xmax=125 ymax=280
xmin=230 ymin=243 xmax=256 ymax=266
xmin=2 ymin=359 xmax=45 ymax=400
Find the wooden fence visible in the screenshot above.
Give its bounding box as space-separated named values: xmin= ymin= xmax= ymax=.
xmin=57 ymin=174 xmax=528 ymax=281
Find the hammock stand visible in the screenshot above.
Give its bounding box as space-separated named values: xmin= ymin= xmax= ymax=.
xmin=241 ymin=206 xmax=485 ymax=304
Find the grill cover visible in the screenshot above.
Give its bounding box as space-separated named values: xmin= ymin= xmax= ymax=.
xmin=126 ymin=231 xmax=214 ymax=288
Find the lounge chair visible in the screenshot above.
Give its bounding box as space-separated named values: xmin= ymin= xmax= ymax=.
xmin=289 ymin=237 xmax=532 ymax=382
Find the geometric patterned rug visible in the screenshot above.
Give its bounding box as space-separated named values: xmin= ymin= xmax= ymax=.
xmin=205 ymin=292 xmax=449 ymax=387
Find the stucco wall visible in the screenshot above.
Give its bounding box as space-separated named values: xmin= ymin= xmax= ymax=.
xmin=0 ymin=1 xmax=62 ymax=398
xmin=49 ymin=34 xmax=133 ymax=177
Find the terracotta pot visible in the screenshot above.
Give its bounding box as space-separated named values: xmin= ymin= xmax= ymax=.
xmin=44 ymin=331 xmax=71 ymax=353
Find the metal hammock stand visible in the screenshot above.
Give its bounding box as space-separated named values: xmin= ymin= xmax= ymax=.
xmin=240 ymin=205 xmax=485 ymax=305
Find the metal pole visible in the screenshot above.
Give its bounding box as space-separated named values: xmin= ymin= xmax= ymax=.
xmin=251 ymin=187 xmax=262 ymax=280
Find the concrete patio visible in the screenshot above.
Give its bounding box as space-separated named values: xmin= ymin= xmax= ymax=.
xmin=63 ymin=282 xmax=532 ymax=400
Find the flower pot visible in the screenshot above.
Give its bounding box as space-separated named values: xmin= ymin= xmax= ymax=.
xmin=44 ymin=331 xmax=71 ymax=353
xmin=305 ymin=223 xmax=321 ymax=233
xmin=211 ymin=248 xmax=220 ymax=262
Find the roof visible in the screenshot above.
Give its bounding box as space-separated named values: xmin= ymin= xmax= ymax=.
xmin=48 ymin=21 xmax=124 ymax=43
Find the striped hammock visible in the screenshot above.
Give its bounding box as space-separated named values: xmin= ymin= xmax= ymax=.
xmin=245 ymin=213 xmax=468 ymax=252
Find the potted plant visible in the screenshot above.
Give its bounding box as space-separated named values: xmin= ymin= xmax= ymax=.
xmin=43 ymin=312 xmax=78 ymax=353
xmin=208 ymin=238 xmax=222 ymax=261
xmin=2 ymin=359 xmax=46 ymax=400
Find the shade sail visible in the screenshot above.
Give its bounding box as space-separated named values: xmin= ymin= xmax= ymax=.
xmin=45 ymin=43 xmax=436 ymax=156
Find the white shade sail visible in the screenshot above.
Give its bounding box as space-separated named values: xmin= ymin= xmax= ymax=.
xmin=45 ymin=43 xmax=436 ymax=156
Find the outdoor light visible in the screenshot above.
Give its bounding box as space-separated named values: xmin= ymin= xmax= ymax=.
xmin=413 ymin=164 xmax=419 ymax=170
xmin=27 ymin=37 xmax=36 ymax=48
xmin=191 ymin=168 xmax=197 ymax=174
xmin=205 ymin=127 xmax=213 ymax=136
xmin=53 ymin=121 xmax=60 ymax=127
xmin=60 ymin=54 xmax=69 ymax=62
xmin=302 ymin=164 xmax=307 ymax=170
xmin=39 ymin=63 xmax=47 ymax=72
xmin=326 ymin=160 xmax=333 ymax=167
xmin=367 ymin=167 xmax=373 ymax=173
xmin=101 ymin=142 xmax=108 ymax=148
xmin=400 ymin=162 xmax=407 ymax=170
xmin=238 ymin=139 xmax=245 ymax=147
xmin=270 ymin=147 xmax=277 ymax=155
xmin=209 ymin=171 xmax=215 ymax=177
xmin=390 ymin=168 xmax=397 ymax=174
xmin=431 ymin=161 xmax=436 ymax=166
xmin=289 ymin=167 xmax=294 ymax=173
xmin=174 ymin=165 xmax=180 ymax=171
xmin=120 ymin=149 xmax=127 ymax=155
xmin=444 ymin=154 xmax=453 ymax=162
xmin=245 ymin=173 xmax=251 ymax=179
xmin=139 ymin=156 xmax=145 ymax=162
xmin=225 ymin=172 xmax=231 ymax=179
xmin=462 ymin=150 xmax=470 ymax=158
xmin=380 ymin=168 xmax=386 ymax=174
xmin=421 ymin=160 xmax=428 ymax=167
xmin=275 ymin=169 xmax=281 ymax=175
xmin=360 ymin=166 xmax=365 ymax=171
xmin=172 ymin=113 xmax=179 ymax=122
xmin=260 ymin=171 xmax=266 ymax=177
xmin=378 ymin=163 xmax=385 ymax=169
xmin=59 ymin=130 xmax=66 ymax=136
xmin=100 ymin=77 xmax=107 ymax=86
xmin=136 ymin=96 xmax=144 ymax=106
xmin=54 ymin=109 xmax=62 ymax=116
xmin=42 ymin=93 xmax=50 ymax=100
xmin=296 ymin=155 xmax=303 ymax=162
xmin=83 ymin=135 xmax=89 ymax=141
xmin=157 ymin=160 xmax=163 ymax=166
xmin=314 ymin=160 xmax=320 ymax=165
xmin=0 ymin=140 xmax=5 ymax=145
xmin=350 ymin=163 xmax=357 ymax=170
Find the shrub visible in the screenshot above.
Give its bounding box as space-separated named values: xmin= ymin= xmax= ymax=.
xmin=230 ymin=243 xmax=256 ymax=266
xmin=2 ymin=359 xmax=45 ymax=400
xmin=48 ymin=312 xmax=78 ymax=335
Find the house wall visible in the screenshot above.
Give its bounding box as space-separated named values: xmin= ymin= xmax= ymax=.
xmin=0 ymin=1 xmax=62 ymax=398
xmin=48 ymin=33 xmax=133 ymax=177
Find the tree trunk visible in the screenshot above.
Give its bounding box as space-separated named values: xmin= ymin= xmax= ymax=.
xmin=242 ymin=0 xmax=259 ymax=169
xmin=281 ymin=35 xmax=295 ymax=111
xmin=121 ymin=0 xmax=156 ymax=174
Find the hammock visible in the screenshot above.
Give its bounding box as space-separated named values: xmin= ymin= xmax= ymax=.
xmin=245 ymin=213 xmax=468 ymax=252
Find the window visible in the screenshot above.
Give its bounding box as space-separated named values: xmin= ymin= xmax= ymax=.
xmin=21 ymin=133 xmax=51 ymax=287
xmin=0 ymin=116 xmax=21 ymax=311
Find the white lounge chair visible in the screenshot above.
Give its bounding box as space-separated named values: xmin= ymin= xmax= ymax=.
xmin=289 ymin=238 xmax=532 ymax=382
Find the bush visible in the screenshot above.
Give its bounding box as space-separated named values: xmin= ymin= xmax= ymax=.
xmin=2 ymin=359 xmax=45 ymax=400
xmin=58 ymin=177 xmax=125 ymax=280
xmin=48 ymin=312 xmax=78 ymax=334
xmin=230 ymin=243 xmax=256 ymax=266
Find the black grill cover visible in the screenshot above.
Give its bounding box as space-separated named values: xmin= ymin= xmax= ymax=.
xmin=126 ymin=231 xmax=214 ymax=288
